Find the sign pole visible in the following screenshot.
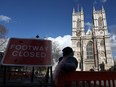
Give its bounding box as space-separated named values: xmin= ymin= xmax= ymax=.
xmin=30 ymin=67 xmax=34 ymax=82
xmin=45 ymin=67 xmax=49 ymax=83
xmin=50 ymin=66 xmax=53 ymax=84
xmin=3 ymin=66 xmax=6 ymax=84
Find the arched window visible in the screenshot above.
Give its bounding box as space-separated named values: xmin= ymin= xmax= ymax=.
xmin=100 ymin=40 xmax=104 ymax=46
xmin=98 ymin=17 xmax=103 ymax=28
xmin=77 ymin=41 xmax=80 ymax=47
xmin=86 ymin=41 xmax=94 ymax=59
xmin=77 ymin=19 xmax=81 ymax=29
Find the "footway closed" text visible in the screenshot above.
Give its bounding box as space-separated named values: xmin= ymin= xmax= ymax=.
xmin=10 ymin=44 xmax=49 ymax=58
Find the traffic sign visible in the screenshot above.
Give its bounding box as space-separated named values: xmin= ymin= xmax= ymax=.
xmin=1 ymin=38 xmax=52 ymax=66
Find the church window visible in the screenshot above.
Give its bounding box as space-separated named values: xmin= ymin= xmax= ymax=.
xmin=98 ymin=17 xmax=103 ymax=28
xmin=77 ymin=19 xmax=81 ymax=29
xmin=100 ymin=40 xmax=104 ymax=46
xmin=86 ymin=41 xmax=94 ymax=59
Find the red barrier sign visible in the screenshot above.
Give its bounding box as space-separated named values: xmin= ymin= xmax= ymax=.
xmin=1 ymin=38 xmax=52 ymax=66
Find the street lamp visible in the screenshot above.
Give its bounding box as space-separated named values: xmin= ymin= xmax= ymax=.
xmin=36 ymin=35 xmax=39 ymax=38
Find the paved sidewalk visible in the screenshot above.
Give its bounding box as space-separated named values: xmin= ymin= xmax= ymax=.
xmin=0 ymin=79 xmax=53 ymax=87
xmin=0 ymin=82 xmax=53 ymax=87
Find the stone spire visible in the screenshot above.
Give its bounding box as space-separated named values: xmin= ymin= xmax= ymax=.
xmin=81 ymin=7 xmax=83 ymax=13
xmin=73 ymin=8 xmax=75 ymax=14
xmin=102 ymin=5 xmax=105 ymax=12
xmin=93 ymin=6 xmax=95 ymax=13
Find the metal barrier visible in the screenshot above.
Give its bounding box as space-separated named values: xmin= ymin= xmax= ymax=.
xmin=56 ymin=71 xmax=116 ymax=87
xmin=0 ymin=66 xmax=53 ymax=87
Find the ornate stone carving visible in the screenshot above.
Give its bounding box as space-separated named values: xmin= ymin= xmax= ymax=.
xmin=77 ymin=52 xmax=80 ymax=57
xmin=76 ymin=30 xmax=81 ymax=36
xmin=100 ymin=51 xmax=105 ymax=57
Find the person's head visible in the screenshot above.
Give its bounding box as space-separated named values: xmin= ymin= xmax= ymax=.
xmin=62 ymin=47 xmax=74 ymax=57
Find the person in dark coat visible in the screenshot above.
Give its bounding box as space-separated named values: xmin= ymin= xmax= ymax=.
xmin=53 ymin=47 xmax=78 ymax=86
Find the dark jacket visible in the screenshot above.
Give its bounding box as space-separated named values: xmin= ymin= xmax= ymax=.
xmin=58 ymin=56 xmax=78 ymax=72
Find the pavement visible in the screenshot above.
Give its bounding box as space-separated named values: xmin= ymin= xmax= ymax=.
xmin=0 ymin=81 xmax=53 ymax=87
xmin=0 ymin=78 xmax=53 ymax=87
xmin=0 ymin=83 xmax=53 ymax=87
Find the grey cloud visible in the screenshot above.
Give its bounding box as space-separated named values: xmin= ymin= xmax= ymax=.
xmin=110 ymin=34 xmax=116 ymax=57
xmin=85 ymin=22 xmax=92 ymax=29
xmin=0 ymin=15 xmax=11 ymax=23
xmin=109 ymin=25 xmax=116 ymax=35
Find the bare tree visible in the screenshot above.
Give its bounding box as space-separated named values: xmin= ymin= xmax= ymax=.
xmin=0 ymin=24 xmax=8 ymax=38
xmin=52 ymin=41 xmax=61 ymax=64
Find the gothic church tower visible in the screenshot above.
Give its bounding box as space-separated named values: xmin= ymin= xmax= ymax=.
xmin=72 ymin=6 xmax=114 ymax=71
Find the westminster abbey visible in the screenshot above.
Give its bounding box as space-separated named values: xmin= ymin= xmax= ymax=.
xmin=71 ymin=6 xmax=114 ymax=71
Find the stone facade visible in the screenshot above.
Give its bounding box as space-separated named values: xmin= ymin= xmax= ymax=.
xmin=71 ymin=6 xmax=114 ymax=71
